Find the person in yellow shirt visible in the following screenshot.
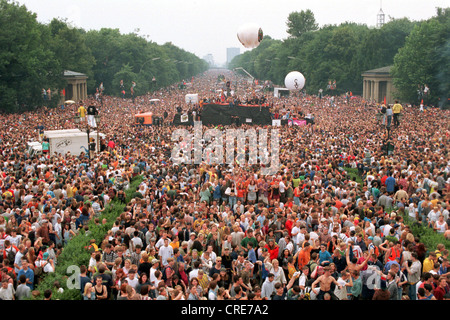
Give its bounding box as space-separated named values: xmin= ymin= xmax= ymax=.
xmin=434 ymin=243 xmax=446 ymax=260
xmin=392 ymin=100 xmax=403 ymax=127
xmin=197 ymin=269 xmax=210 ymax=292
xmin=169 ymin=235 xmax=180 ymax=250
xmin=208 ymin=169 xmax=218 ymax=182
xmin=89 ymin=239 xmax=99 ymax=252
xmin=78 ymin=104 xmax=87 ymax=122
xmin=422 ymin=251 xmax=437 ymax=274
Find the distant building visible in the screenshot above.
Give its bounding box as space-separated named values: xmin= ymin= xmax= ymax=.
xmin=361 ymin=66 xmax=396 ymax=104
xmin=203 ymin=54 xmax=215 ymax=67
xmin=226 ymin=47 xmax=240 ymax=66
xmin=63 ymin=70 xmax=88 ymax=102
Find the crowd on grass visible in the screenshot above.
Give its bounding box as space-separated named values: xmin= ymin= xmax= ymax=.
xmin=0 ymin=69 xmax=449 ymax=300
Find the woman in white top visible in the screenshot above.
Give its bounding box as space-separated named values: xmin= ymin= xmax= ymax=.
xmin=265 ymin=258 xmax=287 ymax=286
xmin=434 ymin=215 xmax=448 ymax=234
xmin=408 ymin=202 xmax=418 ymax=221
xmin=364 ymin=220 xmax=375 ymax=237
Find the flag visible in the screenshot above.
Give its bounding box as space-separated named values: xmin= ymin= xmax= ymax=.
xmin=384 ymin=96 xmax=386 ymax=105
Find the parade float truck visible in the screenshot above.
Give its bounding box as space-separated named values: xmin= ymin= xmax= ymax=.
xmin=42 ymin=129 xmax=103 ymax=156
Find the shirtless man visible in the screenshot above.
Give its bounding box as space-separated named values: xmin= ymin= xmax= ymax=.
xmin=311 ymin=266 xmax=342 ymax=300
xmin=346 ymin=246 xmax=373 ymax=273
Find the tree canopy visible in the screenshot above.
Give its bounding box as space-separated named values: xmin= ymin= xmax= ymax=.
xmin=391 ymin=8 xmax=450 ymax=106
xmin=0 ymin=0 xmax=208 ymax=112
xmin=286 ymin=9 xmax=319 ymax=38
xmin=230 ymin=8 xmax=449 ymax=107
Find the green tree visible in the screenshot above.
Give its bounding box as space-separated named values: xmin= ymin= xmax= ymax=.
xmin=44 ymin=18 xmax=96 ymax=92
xmin=84 ymin=30 xmax=207 ymax=97
xmin=0 ymin=0 xmax=62 ymax=112
xmin=286 ymin=9 xmax=319 ymax=38
xmin=358 ymin=18 xmax=416 ymax=73
xmin=391 ymin=14 xmax=449 ymax=105
xmin=113 ymin=63 xmax=137 ymax=97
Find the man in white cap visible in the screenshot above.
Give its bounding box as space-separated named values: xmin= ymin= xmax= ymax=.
xmin=149 ymin=259 xmax=160 ymax=285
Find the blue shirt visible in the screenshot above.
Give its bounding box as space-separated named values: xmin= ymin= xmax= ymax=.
xmin=257 ymin=215 xmax=266 ymax=226
xmin=260 ymin=262 xmax=269 ymax=281
xmin=213 ymin=185 xmax=221 ymax=199
xmin=17 ymin=268 xmax=34 ymax=289
xmin=46 ymin=190 xmax=55 ymax=198
xmin=248 ymin=248 xmax=257 ymax=264
xmin=319 ymin=250 xmax=332 ymax=265
xmin=385 ymin=177 xmax=396 ymax=193
xmin=384 ymin=260 xmax=400 ymax=273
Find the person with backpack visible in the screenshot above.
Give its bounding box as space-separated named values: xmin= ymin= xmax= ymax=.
xmin=294 ymin=241 xmax=315 ymax=271
xmin=307 ymin=252 xmax=320 ymax=278
xmin=2 ymin=239 xmax=18 ymax=267
xmin=384 ymin=241 xmax=403 ymax=265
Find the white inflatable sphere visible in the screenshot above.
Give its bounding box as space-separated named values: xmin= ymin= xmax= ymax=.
xmin=284 ymin=71 xmax=305 ymax=90
xmin=237 ymin=23 xmax=263 ymax=49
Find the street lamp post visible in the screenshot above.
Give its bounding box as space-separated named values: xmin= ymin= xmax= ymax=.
xmin=139 ymin=57 xmax=160 ymax=73
xmin=95 ymin=114 xmax=100 ymax=153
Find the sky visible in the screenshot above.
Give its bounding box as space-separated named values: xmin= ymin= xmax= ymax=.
xmin=15 ymin=0 xmax=449 ymax=65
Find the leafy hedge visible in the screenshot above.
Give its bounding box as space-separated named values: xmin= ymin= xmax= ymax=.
xmin=400 ymin=212 xmax=450 ymax=253
xmin=344 ymin=168 xmax=449 ymax=252
xmin=344 ymin=167 xmax=363 ymax=186
xmin=31 ymin=175 xmax=143 ymax=300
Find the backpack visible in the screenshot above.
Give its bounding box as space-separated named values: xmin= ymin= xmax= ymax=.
xmin=381 ymin=106 xmax=386 ymax=114
xmin=306 ymin=260 xmax=317 ymax=274
xmin=5 ymin=247 xmax=16 ymax=266
xmin=162 ymin=265 xmax=173 ymax=281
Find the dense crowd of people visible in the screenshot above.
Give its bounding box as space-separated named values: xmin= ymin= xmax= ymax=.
xmin=0 ymin=69 xmax=449 ymax=301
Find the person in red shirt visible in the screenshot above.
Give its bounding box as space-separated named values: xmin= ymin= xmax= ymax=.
xmin=285 ymin=214 xmax=294 ymax=237
xmin=334 ymin=197 xmax=343 ymax=210
xmin=381 ymin=173 xmax=388 ymax=187
xmin=264 ymin=238 xmax=279 ymax=261
xmin=433 ymin=276 xmax=448 ymax=300
xmin=236 ymin=181 xmax=246 ymax=203
xmin=107 ymin=140 xmax=115 ymax=152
